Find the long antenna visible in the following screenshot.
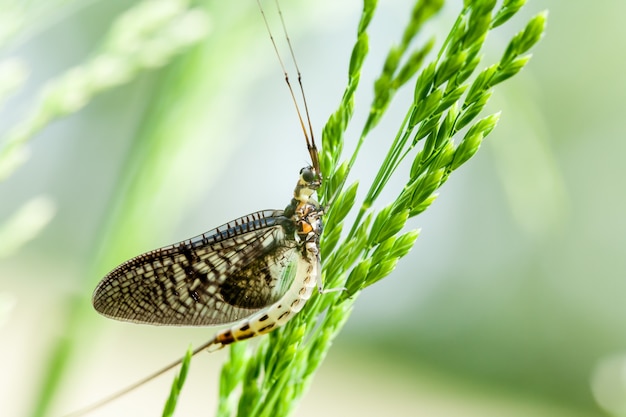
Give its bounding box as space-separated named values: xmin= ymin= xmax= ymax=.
xmin=256 ymin=0 xmax=320 ymax=174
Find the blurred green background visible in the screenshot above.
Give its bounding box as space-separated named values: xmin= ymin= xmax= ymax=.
xmin=1 ymin=0 xmax=624 ymax=416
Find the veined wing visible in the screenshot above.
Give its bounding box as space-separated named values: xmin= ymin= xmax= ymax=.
xmin=92 ymin=210 xmax=300 ymax=326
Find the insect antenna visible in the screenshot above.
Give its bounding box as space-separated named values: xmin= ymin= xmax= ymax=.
xmin=256 ymin=0 xmax=320 ymax=175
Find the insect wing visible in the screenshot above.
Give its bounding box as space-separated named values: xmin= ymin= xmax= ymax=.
xmin=92 ymin=210 xmax=299 ymax=326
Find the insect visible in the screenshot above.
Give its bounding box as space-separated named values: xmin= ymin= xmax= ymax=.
xmin=69 ymin=1 xmax=330 ymax=415
xmin=92 ymin=164 xmax=324 ymax=345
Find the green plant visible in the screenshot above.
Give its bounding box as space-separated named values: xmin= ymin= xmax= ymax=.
xmin=207 ymin=1 xmax=546 ymax=417
xmin=0 ymin=0 xmax=546 ymax=416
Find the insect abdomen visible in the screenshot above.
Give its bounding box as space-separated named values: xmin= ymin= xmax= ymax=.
xmin=210 ymin=247 xmax=318 ymax=350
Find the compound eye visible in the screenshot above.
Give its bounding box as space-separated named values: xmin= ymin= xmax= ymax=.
xmin=300 ymin=167 xmax=315 ymax=183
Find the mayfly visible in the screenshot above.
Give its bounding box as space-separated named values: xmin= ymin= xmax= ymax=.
xmin=70 ymin=1 xmax=332 ymax=415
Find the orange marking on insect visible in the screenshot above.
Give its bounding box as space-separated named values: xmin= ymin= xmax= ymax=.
xmin=300 ymin=222 xmax=313 ymax=234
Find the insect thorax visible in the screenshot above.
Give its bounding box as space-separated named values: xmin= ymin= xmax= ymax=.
xmin=283 ymin=166 xmax=323 ymax=251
